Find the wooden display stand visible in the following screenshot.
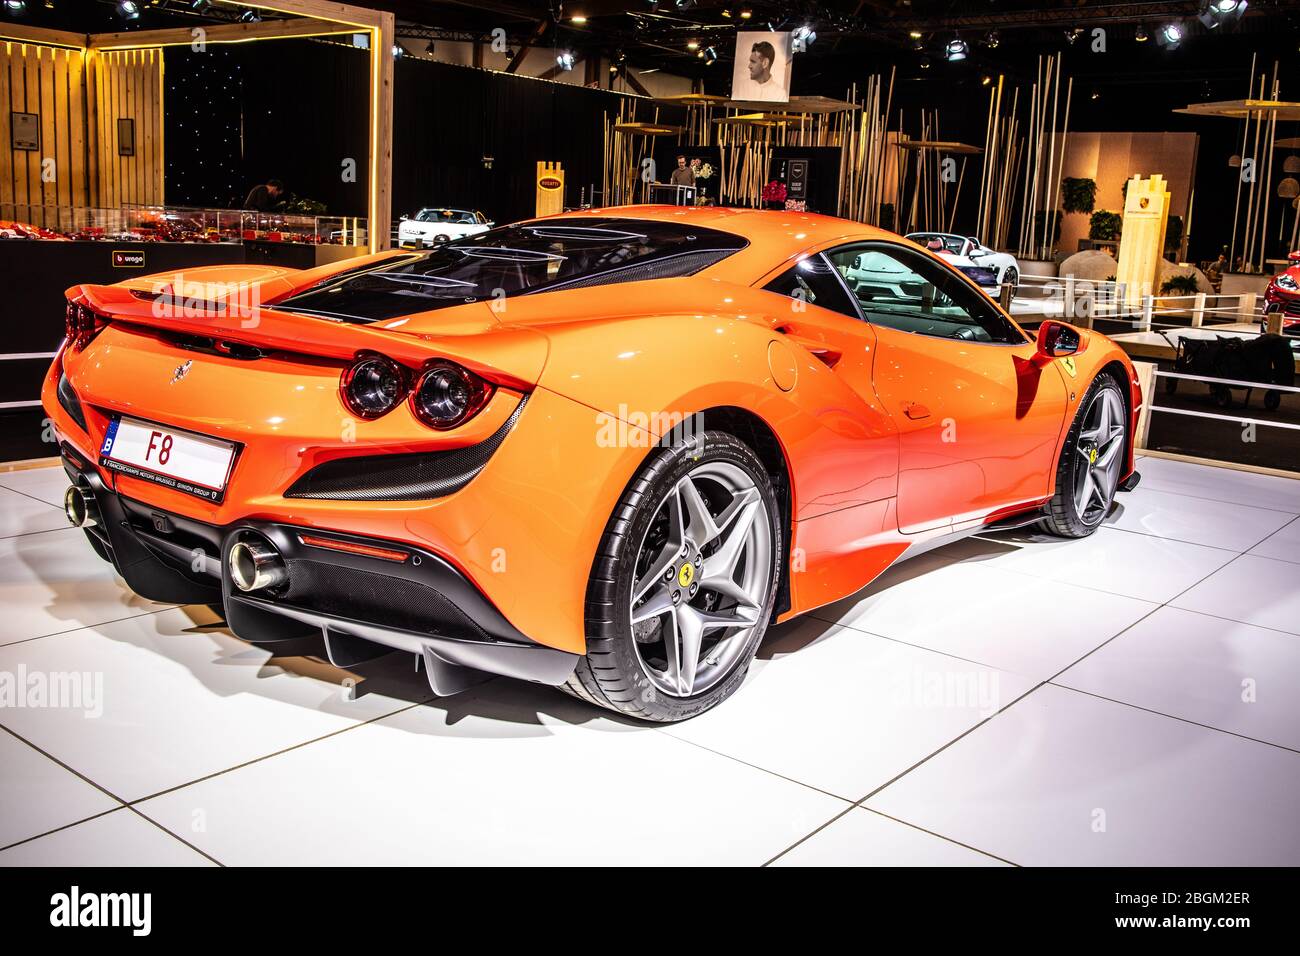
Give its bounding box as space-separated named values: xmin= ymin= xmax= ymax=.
xmin=1115 ymin=174 xmax=1171 ymax=310
xmin=536 ymin=162 xmax=564 ymax=217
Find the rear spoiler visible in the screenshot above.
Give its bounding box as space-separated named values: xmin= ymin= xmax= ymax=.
xmin=67 ymin=283 xmax=549 ymax=391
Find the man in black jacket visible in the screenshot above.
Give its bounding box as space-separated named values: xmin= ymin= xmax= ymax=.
xmin=243 ymin=179 xmax=284 ymax=212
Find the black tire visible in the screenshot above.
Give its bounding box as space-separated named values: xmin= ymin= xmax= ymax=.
xmin=1040 ymin=373 xmax=1128 ymax=538
xmin=562 ymin=431 xmax=782 ymax=722
xmin=1004 ymin=267 xmax=1019 ymax=291
xmin=1165 ymin=376 xmax=1179 ymax=395
xmin=1265 ymin=390 xmax=1281 ymax=411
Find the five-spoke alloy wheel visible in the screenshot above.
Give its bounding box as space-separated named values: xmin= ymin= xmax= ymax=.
xmin=564 ymin=430 xmax=782 ymax=721
xmin=1042 ymin=373 xmax=1129 ymax=537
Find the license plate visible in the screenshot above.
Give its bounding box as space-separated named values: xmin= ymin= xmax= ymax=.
xmin=99 ymin=416 xmax=237 ymax=503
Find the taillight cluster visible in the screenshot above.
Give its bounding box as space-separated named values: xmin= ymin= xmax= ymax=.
xmin=64 ymin=300 xmax=108 ymax=352
xmin=340 ymin=353 xmax=494 ymax=430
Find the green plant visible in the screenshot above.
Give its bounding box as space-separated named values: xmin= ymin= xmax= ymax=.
xmin=1159 ymin=274 xmax=1199 ymax=296
xmin=278 ymin=194 xmax=328 ymax=215
xmin=1089 ymin=210 xmax=1122 ymax=241
xmin=1061 ymin=177 xmax=1097 ymax=214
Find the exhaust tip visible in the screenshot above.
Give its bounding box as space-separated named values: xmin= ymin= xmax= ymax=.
xmin=64 ymin=486 xmax=97 ymax=528
xmin=228 ymin=538 xmax=287 ymax=593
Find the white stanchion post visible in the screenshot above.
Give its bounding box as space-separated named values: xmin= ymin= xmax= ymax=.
xmin=1192 ymin=292 xmax=1206 ymax=328
xmin=1140 ymin=294 xmax=1154 ymax=332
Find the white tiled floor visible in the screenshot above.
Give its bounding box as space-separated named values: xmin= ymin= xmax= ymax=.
xmin=2 ymin=456 xmax=1298 ymax=866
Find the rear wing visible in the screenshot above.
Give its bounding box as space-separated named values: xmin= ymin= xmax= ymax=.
xmin=66 ymin=282 xmax=549 ymax=391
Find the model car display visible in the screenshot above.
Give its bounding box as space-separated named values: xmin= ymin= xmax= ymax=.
xmin=1262 ymin=251 xmax=1300 ymax=335
xmin=46 ymin=206 xmax=1141 ymax=722
xmin=397 ymin=208 xmax=493 ymax=247
xmin=906 ymin=231 xmax=1020 ymax=290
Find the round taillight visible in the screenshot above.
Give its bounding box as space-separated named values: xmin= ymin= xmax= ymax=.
xmin=410 ymin=362 xmax=492 ymax=430
xmin=341 ymin=354 xmax=406 ymax=419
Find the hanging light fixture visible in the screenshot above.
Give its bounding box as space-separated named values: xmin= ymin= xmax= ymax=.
xmin=945 ymin=37 xmax=968 ymax=61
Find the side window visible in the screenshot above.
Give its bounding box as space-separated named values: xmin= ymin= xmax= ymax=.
xmin=824 ymin=243 xmax=1026 ymax=344
xmin=762 ymin=254 xmax=860 ymax=320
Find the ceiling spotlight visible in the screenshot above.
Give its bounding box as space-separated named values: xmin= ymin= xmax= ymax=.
xmin=1135 ymin=25 xmax=1150 ymax=42
xmin=1159 ymin=22 xmax=1184 ymax=47
xmin=571 ymin=16 xmax=587 ymax=25
xmin=980 ymin=75 xmax=992 ymax=86
xmin=703 ymin=45 xmax=718 ymax=64
xmin=391 ymin=44 xmax=405 ymax=59
xmin=1091 ymin=89 xmax=1101 ymax=100
xmin=556 ymin=50 xmax=575 ymax=70
xmin=944 ymin=37 xmax=968 ymax=61
xmin=115 ymin=0 xmax=140 ymax=19
xmin=919 ymin=55 xmax=931 ymax=70
xmin=984 ymin=30 xmax=1000 ymax=49
xmin=189 ymin=0 xmax=211 ymax=12
xmin=1065 ymin=27 xmax=1082 ymax=45
xmin=738 ymin=5 xmax=752 ymax=18
xmin=720 ymin=8 xmax=731 ymax=17
xmin=909 ymin=31 xmax=922 ymax=40
xmin=1199 ymin=0 xmax=1247 ymax=29
xmin=3 ymin=0 xmax=26 ymax=14
xmin=238 ymin=7 xmax=261 ymax=22
xmin=792 ymin=24 xmax=817 ymax=50
xmin=686 ymin=39 xmax=699 ymax=50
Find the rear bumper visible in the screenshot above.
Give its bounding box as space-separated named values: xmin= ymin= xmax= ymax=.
xmin=58 ymin=444 xmax=578 ymax=694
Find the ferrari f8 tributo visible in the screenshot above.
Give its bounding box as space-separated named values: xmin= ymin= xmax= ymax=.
xmin=46 ymin=206 xmax=1141 ymax=720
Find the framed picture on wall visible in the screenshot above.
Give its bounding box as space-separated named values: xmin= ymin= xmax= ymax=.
xmin=117 ymin=118 xmax=135 ymax=157
xmin=11 ymin=112 xmax=39 ymax=151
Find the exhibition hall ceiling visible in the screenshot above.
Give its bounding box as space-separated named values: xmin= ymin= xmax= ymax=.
xmin=6 ymin=2 xmax=1296 ymax=110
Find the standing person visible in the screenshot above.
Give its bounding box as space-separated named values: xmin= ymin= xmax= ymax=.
xmin=244 ymin=179 xmax=284 ymax=212
xmin=669 ymin=156 xmax=695 ymax=187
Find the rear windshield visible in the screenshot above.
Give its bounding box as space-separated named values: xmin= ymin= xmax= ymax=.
xmin=276 ymin=218 xmax=748 ymax=323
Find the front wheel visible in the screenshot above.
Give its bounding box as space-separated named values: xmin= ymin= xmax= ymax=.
xmin=563 ymin=431 xmax=782 ymax=722
xmin=1041 ymin=374 xmax=1128 ymax=538
xmin=1003 ymin=267 xmax=1019 ymax=292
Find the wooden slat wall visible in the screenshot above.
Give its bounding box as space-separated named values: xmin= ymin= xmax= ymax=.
xmin=93 ymin=49 xmax=163 ymax=211
xmin=0 ymin=42 xmax=92 ymax=229
xmin=0 ymin=42 xmax=162 ymax=228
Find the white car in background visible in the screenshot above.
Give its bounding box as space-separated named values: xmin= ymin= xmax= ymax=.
xmin=906 ymin=232 xmax=1020 ymax=291
xmin=398 ymin=208 xmax=493 ymax=248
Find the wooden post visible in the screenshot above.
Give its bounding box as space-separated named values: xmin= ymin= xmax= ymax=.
xmin=371 ymin=10 xmax=394 ymax=251
xmin=1240 ymin=292 xmax=1258 ymax=326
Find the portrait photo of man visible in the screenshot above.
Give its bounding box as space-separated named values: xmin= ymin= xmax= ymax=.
xmin=730 ymin=31 xmax=792 ymax=104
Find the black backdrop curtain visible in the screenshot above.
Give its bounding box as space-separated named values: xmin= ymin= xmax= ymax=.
xmin=393 ymin=58 xmax=648 ymax=226
xmin=166 ymin=40 xmax=370 ymax=215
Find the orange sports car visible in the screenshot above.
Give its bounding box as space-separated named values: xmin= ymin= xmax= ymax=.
xmin=46 ymin=206 xmax=1141 ymax=721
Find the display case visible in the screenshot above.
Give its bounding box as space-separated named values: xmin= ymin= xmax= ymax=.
xmin=0 ymin=203 xmax=368 ymax=247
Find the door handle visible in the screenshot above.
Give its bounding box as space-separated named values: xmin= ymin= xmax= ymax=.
xmin=903 ymin=402 xmax=932 ymax=420
xmin=774 ymin=326 xmax=842 ymax=367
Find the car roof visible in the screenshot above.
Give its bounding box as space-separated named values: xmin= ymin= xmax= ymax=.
xmin=538 ymin=205 xmax=897 ymax=282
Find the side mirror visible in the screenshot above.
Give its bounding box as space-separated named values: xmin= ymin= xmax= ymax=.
xmin=1037 ymin=320 xmax=1087 ymax=358
xmin=484 ymin=221 xmax=495 ymax=228
xmin=400 ymin=215 xmax=409 ymax=221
